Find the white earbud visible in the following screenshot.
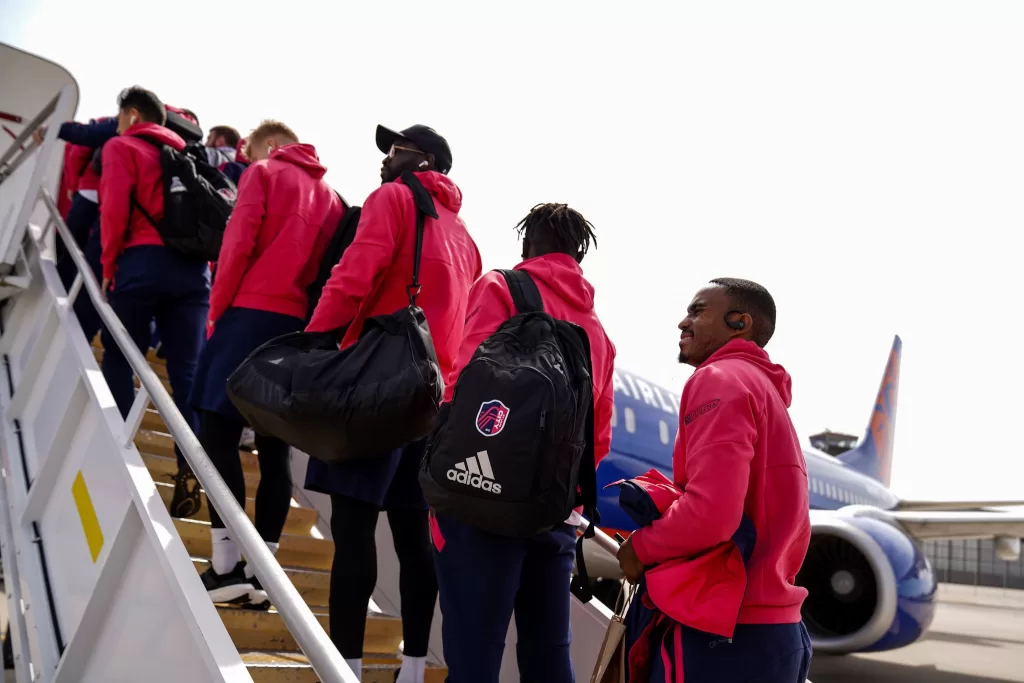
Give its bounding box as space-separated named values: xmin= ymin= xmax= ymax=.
xmin=129 ymin=114 xmax=137 ymax=126
xmin=419 ymin=160 xmax=429 ymax=168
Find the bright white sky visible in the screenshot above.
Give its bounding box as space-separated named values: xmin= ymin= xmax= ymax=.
xmin=3 ymin=0 xmax=1023 ymax=501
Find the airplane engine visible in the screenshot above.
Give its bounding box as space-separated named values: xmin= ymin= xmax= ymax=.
xmin=798 ymin=514 xmax=937 ymax=654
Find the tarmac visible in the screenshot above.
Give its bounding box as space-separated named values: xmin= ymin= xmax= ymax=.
xmin=810 ymin=584 xmax=1024 ymax=683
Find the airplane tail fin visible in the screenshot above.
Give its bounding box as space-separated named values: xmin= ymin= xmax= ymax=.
xmin=837 ymin=335 xmax=902 ymax=487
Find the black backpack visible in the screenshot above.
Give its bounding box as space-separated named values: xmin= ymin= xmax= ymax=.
xmin=226 ymin=171 xmax=444 ymax=464
xmin=418 ymin=269 xmax=601 ymax=602
xmin=305 ymin=193 xmax=362 ymax=322
xmin=130 ymin=138 xmax=237 ymax=262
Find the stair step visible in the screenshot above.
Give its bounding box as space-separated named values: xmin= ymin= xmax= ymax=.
xmin=90 ymin=337 xmax=164 ymax=364
xmin=192 ymin=559 xmax=329 ymax=607
xmin=175 ymin=518 xmax=333 ymax=571
xmin=242 ymin=651 xmax=447 ymax=683
xmin=138 ymin=429 xmax=261 ymax=474
xmin=144 ymin=451 xmax=263 ymax=493
xmin=219 ymin=607 xmax=401 ymax=654
xmin=157 ymin=482 xmax=317 ymax=536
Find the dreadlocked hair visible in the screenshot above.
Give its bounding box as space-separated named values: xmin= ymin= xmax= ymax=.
xmin=513 ymin=203 xmax=598 ymax=260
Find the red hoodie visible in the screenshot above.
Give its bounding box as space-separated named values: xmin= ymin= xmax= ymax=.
xmin=630 ymin=339 xmax=811 ymax=625
xmin=443 ymin=254 xmax=617 ymax=464
xmin=99 ymin=122 xmax=186 ymax=281
xmin=306 ymin=172 xmax=482 ymax=381
xmin=208 ymin=143 xmax=344 ymax=324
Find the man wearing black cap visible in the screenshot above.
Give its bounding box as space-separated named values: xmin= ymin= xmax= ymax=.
xmin=305 ymin=124 xmax=481 ymax=683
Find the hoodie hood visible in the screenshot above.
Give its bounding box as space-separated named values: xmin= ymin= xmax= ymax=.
xmin=270 ymin=143 xmax=326 ymax=179
xmin=702 ymin=339 xmax=793 ymax=406
xmin=124 ymin=122 xmax=186 ymax=151
xmin=516 ymin=253 xmax=596 ymax=313
xmin=402 ymin=170 xmax=462 ymax=213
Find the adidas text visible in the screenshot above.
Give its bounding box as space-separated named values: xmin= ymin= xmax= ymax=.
xmin=447 ymin=450 xmax=502 ymax=494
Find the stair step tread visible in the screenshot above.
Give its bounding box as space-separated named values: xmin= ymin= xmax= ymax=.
xmin=175 ymin=518 xmax=333 ymax=572
xmin=137 ymin=428 xmax=262 ymax=473
xmin=242 ymin=651 xmax=446 ymax=683
xmin=219 ymin=607 xmax=400 ymax=655
xmin=156 ymin=481 xmax=317 ymax=536
xmin=192 ymin=558 xmax=329 ymax=607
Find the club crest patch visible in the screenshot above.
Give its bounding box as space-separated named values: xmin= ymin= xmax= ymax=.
xmin=476 ymin=400 xmax=510 ymax=437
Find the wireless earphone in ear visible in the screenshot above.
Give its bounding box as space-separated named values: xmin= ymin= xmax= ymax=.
xmin=419 ymin=160 xmax=429 ymax=168
xmin=725 ymin=310 xmax=746 ymax=330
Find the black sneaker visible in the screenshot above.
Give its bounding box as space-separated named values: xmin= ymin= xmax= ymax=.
xmin=201 ymin=561 xmax=253 ymax=604
xmin=245 ymin=571 xmax=270 ymax=610
xmin=170 ymin=467 xmax=201 ymax=519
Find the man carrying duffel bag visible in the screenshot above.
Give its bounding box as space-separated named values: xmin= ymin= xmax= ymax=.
xmin=418 ymin=203 xmax=617 ymax=683
xmin=302 ymin=124 xmax=481 ymax=683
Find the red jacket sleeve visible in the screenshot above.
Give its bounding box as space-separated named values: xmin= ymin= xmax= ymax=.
xmin=442 ymin=271 xmax=514 ymax=402
xmin=305 ymin=183 xmax=402 ymax=334
xmin=99 ymin=139 xmax=135 ymax=281
xmin=631 ymin=367 xmax=757 ymax=566
xmin=209 ymin=165 xmax=267 ymax=323
xmin=593 ymin=340 xmax=616 ymax=465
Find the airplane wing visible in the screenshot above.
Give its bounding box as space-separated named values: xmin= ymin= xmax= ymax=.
xmin=897 ymin=500 xmax=1024 ymax=512
xmin=842 ymin=505 xmax=1024 ymax=540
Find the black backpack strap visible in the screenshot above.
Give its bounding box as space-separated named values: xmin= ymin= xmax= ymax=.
xmin=497 ymin=269 xmax=544 ymax=314
xmin=130 ymin=194 xmax=159 ymax=230
xmin=568 ymin=324 xmax=599 ymax=603
xmin=399 ymin=171 xmax=439 ymax=307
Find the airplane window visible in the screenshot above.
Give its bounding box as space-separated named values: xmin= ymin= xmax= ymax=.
xmin=659 ymin=420 xmax=670 ymax=445
xmin=625 ymin=407 xmax=636 ymax=434
xmin=827 ymin=484 xmax=835 ymax=499
xmin=611 ymin=406 xmax=617 ymax=428
xmin=811 ymin=479 xmax=818 ymax=494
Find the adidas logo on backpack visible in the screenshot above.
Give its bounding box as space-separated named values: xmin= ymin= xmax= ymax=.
xmin=447 ymin=450 xmax=502 ymax=494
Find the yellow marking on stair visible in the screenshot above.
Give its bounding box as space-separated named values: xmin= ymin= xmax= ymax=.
xmin=72 ymin=471 xmax=104 ymax=562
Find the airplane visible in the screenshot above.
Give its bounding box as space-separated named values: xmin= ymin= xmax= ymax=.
xmin=584 ymin=335 xmax=1024 ymax=656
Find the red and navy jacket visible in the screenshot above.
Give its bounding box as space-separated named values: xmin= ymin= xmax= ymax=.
xmin=305 ymin=171 xmax=482 ymax=383
xmin=98 ymin=122 xmax=186 ymax=281
xmin=629 ymin=339 xmax=811 ymax=626
xmin=610 ymin=470 xmax=756 ymax=682
xmin=208 ymin=143 xmax=344 ymax=325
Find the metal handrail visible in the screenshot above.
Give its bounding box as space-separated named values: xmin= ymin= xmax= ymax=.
xmin=0 ymin=90 xmax=59 ymax=182
xmin=37 ymin=189 xmax=355 ymax=683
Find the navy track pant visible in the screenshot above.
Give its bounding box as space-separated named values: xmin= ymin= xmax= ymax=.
xmin=432 ymin=514 xmax=577 ymax=683
xmin=101 ymin=246 xmax=209 ymax=468
xmin=644 ymin=621 xmax=812 ymax=683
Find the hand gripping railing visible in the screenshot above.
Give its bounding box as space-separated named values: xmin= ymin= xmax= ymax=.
xmin=37 ymin=188 xmax=356 ymax=683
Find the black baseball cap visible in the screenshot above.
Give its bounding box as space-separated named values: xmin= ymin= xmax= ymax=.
xmin=376 ymin=124 xmax=453 ymax=175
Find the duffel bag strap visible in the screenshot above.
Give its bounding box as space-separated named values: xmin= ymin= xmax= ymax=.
xmin=400 ymin=171 xmax=439 ymax=307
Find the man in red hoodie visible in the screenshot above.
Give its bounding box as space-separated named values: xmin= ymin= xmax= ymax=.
xmin=430 ymin=203 xmax=616 ymax=683
xmin=617 ymin=278 xmax=812 ymax=682
xmin=189 ymin=119 xmax=344 ymax=607
xmin=98 ymin=87 xmax=211 ymax=519
xmin=304 ymin=124 xmax=481 ymax=683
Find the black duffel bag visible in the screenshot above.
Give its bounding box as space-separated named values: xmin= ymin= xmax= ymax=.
xmin=225 ymin=172 xmax=445 ymax=464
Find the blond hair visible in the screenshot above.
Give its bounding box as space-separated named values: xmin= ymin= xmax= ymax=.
xmin=247 ymin=119 xmax=299 ymax=154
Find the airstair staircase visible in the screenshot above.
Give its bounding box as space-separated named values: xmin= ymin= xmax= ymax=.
xmin=0 ymin=42 xmax=622 ymax=683
xmin=91 ymin=341 xmax=446 ymax=683
xmin=95 ymin=342 xmax=444 ymax=683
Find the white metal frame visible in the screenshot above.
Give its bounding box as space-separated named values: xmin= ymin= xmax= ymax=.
xmin=0 ymin=86 xmax=355 ymax=682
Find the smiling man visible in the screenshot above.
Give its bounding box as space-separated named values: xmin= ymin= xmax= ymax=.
xmin=616 ymin=277 xmax=813 ymax=682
